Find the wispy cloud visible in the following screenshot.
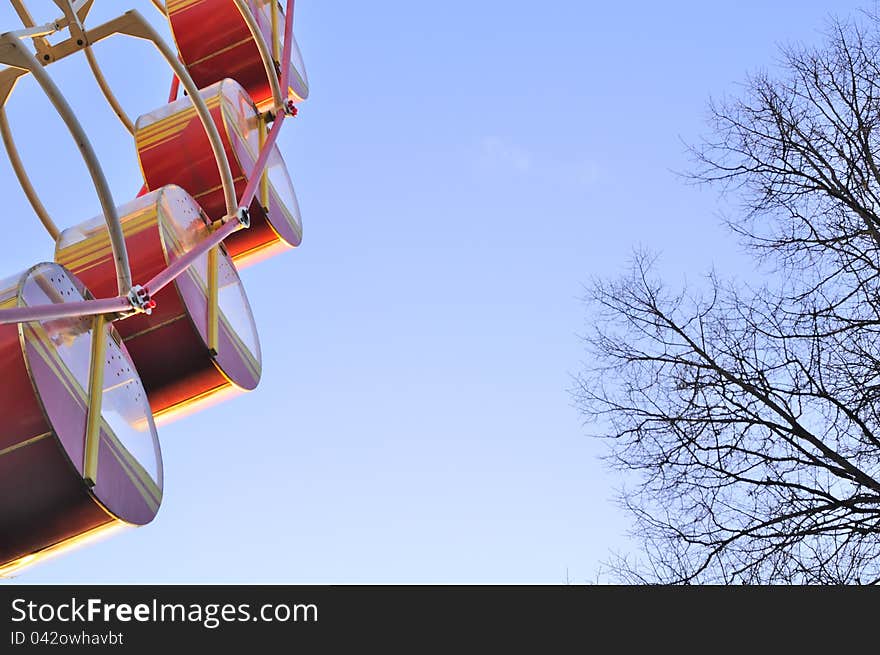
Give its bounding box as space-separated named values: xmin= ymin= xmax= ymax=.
xmin=577 ymin=161 xmax=601 ymax=187
xmin=474 ymin=136 xmax=601 ymax=189
xmin=479 ymin=136 xmax=532 ymax=173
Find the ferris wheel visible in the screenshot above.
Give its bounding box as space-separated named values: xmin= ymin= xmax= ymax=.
xmin=0 ymin=0 xmax=309 ymax=577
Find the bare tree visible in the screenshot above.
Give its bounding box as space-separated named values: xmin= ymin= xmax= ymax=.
xmin=576 ymin=14 xmax=880 ymax=584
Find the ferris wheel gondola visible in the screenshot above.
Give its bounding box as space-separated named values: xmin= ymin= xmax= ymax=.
xmin=0 ymin=0 xmax=306 ymax=577
xmin=56 ymin=186 xmax=262 ymax=422
xmin=136 ymin=78 xmax=302 ymax=266
xmin=0 ymin=262 xmax=162 ymax=577
xmin=167 ymin=0 xmax=309 ymax=111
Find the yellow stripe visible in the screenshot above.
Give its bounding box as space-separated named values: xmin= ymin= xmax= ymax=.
xmin=57 ymin=211 xmax=158 ymax=268
xmin=193 ymin=176 xmax=247 ymax=204
xmin=188 ymin=36 xmax=253 ymax=68
xmin=0 ymin=431 xmax=52 ymax=458
xmin=66 ymin=258 xmax=114 ymax=279
xmin=136 ymin=125 xmax=186 ymax=151
xmin=136 ymin=96 xmax=222 ymax=141
xmin=123 ymin=313 xmax=187 ymax=341
xmin=137 ymin=105 xmax=225 ymax=150
xmin=137 ymin=111 xmax=193 ymax=137
xmin=167 ymin=0 xmax=205 ymax=14
xmin=57 ymin=204 xmax=156 ymax=258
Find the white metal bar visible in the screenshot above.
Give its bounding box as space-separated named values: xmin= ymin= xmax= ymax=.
xmin=83 ymin=46 xmax=135 ymax=134
xmin=232 ymin=0 xmax=284 ymax=112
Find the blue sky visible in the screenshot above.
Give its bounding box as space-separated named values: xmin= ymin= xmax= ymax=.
xmin=2 ymin=0 xmax=868 ymax=583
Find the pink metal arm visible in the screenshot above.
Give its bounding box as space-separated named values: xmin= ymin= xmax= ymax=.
xmin=280 ymin=0 xmax=296 ymax=93
xmin=144 ymin=215 xmax=242 ymax=296
xmin=238 ymin=0 xmax=297 ymax=210
xmin=0 ymin=296 xmax=132 ymax=326
xmin=168 ymin=74 xmax=179 ymax=103
xmin=238 ymin=112 xmax=286 ymax=210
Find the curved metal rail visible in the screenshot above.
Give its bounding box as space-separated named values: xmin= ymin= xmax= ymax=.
xmin=83 ymin=45 xmax=135 ymax=134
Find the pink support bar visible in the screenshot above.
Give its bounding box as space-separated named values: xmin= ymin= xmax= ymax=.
xmin=237 ymin=0 xmax=296 ymax=208
xmin=145 ymin=3 xmax=298 ymax=309
xmin=0 ymin=296 xmax=132 ymax=326
xmin=280 ymin=0 xmax=296 ymax=93
xmin=168 ymin=74 xmax=180 ymax=103
xmin=238 ymin=112 xmax=285 ymax=209
xmin=143 ymin=215 xmax=241 ymax=296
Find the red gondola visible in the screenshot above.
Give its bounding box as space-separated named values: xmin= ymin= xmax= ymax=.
xmin=167 ymin=0 xmax=309 ymax=111
xmin=55 ymin=186 xmax=262 ymax=423
xmin=136 ymin=79 xmax=302 ymax=266
xmin=0 ymin=263 xmax=162 ymax=576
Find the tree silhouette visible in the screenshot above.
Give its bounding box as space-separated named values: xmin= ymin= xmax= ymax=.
xmin=576 ymin=14 xmax=880 ymax=584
